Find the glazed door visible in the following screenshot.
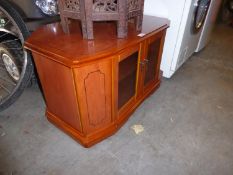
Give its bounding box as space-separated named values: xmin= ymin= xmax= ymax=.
xmin=116 ymin=44 xmax=141 ymax=115
xmin=142 ymin=31 xmax=165 ymax=93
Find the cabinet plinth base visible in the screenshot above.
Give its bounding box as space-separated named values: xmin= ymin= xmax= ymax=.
xmin=46 ymin=80 xmax=160 ymax=147
xmin=46 ymin=110 xmax=117 ymax=148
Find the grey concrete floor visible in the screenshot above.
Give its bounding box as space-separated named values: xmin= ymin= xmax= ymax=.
xmin=0 ymin=24 xmax=233 ymax=175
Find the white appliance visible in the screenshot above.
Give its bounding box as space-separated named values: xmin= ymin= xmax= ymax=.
xmin=144 ymin=0 xmax=212 ymax=78
xmin=196 ymin=0 xmax=222 ymax=52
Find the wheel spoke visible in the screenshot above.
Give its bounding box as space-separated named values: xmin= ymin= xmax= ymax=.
xmin=0 ymin=63 xmax=22 ymax=68
xmin=0 ymin=38 xmax=20 ymax=44
xmin=0 ymin=66 xmax=22 ymax=72
xmin=3 ymin=47 xmax=23 ymax=50
xmin=3 ymin=19 xmax=10 ymax=27
xmin=0 ymin=66 xmax=7 ymax=70
xmin=0 ymin=32 xmax=9 ymax=39
xmin=0 ymin=83 xmax=11 ymax=94
xmin=0 ymin=75 xmax=16 ymax=86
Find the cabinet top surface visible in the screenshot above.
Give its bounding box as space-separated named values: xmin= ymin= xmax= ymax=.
xmin=25 ymin=15 xmax=169 ymax=66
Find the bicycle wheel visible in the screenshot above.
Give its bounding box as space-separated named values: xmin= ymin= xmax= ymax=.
xmin=0 ymin=0 xmax=33 ymax=111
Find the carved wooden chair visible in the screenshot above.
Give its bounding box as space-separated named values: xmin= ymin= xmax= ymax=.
xmin=58 ymin=0 xmax=144 ymax=39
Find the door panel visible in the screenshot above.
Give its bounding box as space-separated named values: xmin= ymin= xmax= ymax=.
xmin=142 ymin=31 xmax=166 ymax=93
xmin=118 ymin=52 xmax=138 ymax=110
xmin=74 ymin=59 xmax=112 ymax=134
xmin=144 ymin=39 xmax=160 ymax=86
xmin=116 ymin=44 xmax=141 ymax=114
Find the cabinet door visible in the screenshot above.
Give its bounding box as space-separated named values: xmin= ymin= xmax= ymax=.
xmin=143 ymin=31 xmax=165 ymax=92
xmin=116 ymin=44 xmax=141 ymax=115
xmin=74 ymin=59 xmax=113 ymax=134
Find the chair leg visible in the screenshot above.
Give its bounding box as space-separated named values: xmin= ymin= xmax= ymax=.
xmin=136 ymin=15 xmax=143 ymax=32
xmin=81 ymin=19 xmax=88 ymax=39
xmin=81 ymin=0 xmax=93 ymax=40
xmin=118 ymin=0 xmax=127 ymax=38
xmin=86 ymin=20 xmax=94 ymax=40
xmin=136 ymin=0 xmax=144 ymax=32
xmin=57 ymin=0 xmax=70 ymax=34
xmin=117 ymin=20 xmax=127 ymax=38
xmin=60 ymin=16 xmax=70 ymax=34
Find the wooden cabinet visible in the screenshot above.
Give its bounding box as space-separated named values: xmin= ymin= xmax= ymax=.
xmin=25 ymin=16 xmax=169 ymax=147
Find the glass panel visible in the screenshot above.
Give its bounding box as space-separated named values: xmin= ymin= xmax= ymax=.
xmin=118 ymin=52 xmax=138 ymax=110
xmin=144 ymin=39 xmax=160 ymax=86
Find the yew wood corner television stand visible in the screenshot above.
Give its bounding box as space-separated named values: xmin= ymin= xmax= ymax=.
xmin=25 ymin=16 xmax=169 ymax=148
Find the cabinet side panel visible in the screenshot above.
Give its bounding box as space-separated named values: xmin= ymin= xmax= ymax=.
xmin=74 ymin=59 xmax=112 ymax=134
xmin=33 ymin=53 xmax=82 ymax=132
